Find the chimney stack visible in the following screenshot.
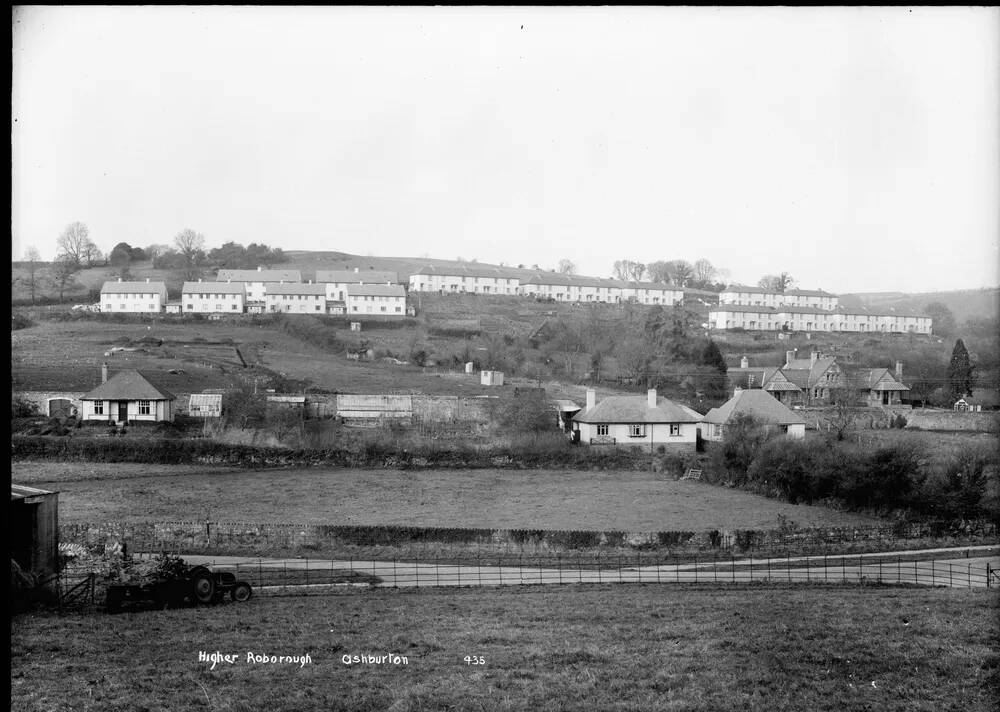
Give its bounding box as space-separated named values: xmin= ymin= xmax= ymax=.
xmin=145 ymin=277 xmax=150 ymax=283
xmin=647 ymin=388 xmax=657 ymax=409
xmin=740 ymin=356 xmax=749 ymax=369
xmin=895 ymin=361 xmax=903 ymax=380
xmin=586 ymin=388 xmax=596 ymax=412
xmin=734 ymin=385 xmax=743 ymax=397
xmin=258 ymin=266 xmax=263 ymax=272
xmin=785 ymin=350 xmax=796 ymax=367
xmin=101 ymin=363 xmax=109 ymax=384
xmin=117 ymin=277 xmax=122 ymax=283
xmin=354 ymin=267 xmax=359 ymax=274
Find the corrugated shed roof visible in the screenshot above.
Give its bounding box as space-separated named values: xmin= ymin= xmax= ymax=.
xmin=12 ymin=484 xmax=56 ymax=501
xmin=81 ymin=370 xmax=176 ymax=401
xmin=347 ymin=284 xmax=406 ymax=297
xmin=266 ymin=283 xmax=328 ymax=296
xmin=573 ymin=395 xmax=702 ymax=424
xmin=182 ymin=281 xmax=246 ymax=295
xmin=316 ymin=270 xmax=399 ymax=284
xmin=216 ymin=268 xmax=302 ymax=282
xmin=702 ymin=389 xmax=806 ymax=426
xmin=101 ymin=280 xmax=168 ymax=294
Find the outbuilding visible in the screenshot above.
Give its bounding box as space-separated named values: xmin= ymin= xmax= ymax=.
xmin=11 ymin=484 xmax=59 ymax=582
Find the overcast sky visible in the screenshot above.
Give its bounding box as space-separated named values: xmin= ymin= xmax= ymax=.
xmin=11 ymin=6 xmax=999 ymax=293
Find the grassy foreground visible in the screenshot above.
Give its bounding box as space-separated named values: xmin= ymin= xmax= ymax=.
xmin=11 ymin=584 xmax=999 ymax=712
xmin=12 ymin=462 xmax=876 ymax=530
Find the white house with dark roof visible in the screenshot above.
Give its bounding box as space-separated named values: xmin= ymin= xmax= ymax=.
xmin=100 ymin=279 xmax=168 ymax=313
xmin=520 ymin=274 xmax=625 ymax=302
xmin=80 ymin=365 xmax=176 ymax=423
xmin=701 ymin=389 xmax=806 ymax=441
xmin=408 ymin=265 xmax=523 ymax=295
xmin=264 ymin=282 xmax=327 ymax=314
xmin=346 ymin=284 xmax=407 ymax=316
xmin=316 ymin=269 xmax=399 ymax=301
xmin=216 ymin=267 xmax=302 ymax=302
xmin=572 ymin=388 xmax=702 ymax=449
xmin=181 ymin=281 xmax=246 ymax=313
xmin=719 ymin=285 xmax=838 ymax=309
xmin=709 ymin=304 xmax=931 ymax=334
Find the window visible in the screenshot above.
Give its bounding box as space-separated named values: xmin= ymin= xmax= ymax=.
xmin=232 ymin=304 xmax=238 ymax=311
xmin=628 ymin=424 xmax=645 ymax=438
xmin=94 ymin=401 xmax=104 ymax=415
xmin=138 ymin=400 xmax=151 ymax=415
xmin=597 ymin=424 xmax=609 ymax=436
xmin=669 ymin=424 xmax=681 ymax=436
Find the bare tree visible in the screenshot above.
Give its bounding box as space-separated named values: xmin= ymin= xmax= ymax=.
xmin=693 ymin=258 xmax=717 ymax=284
xmin=51 ymin=256 xmax=81 ymax=303
xmin=173 ymin=228 xmax=207 ymax=281
xmin=757 ymin=272 xmax=796 ymax=292
xmin=557 ymin=258 xmax=577 ymax=275
xmin=56 ymin=222 xmax=90 ymax=267
xmin=612 ymin=259 xmax=646 ymax=281
xmin=646 ymin=259 xmax=693 ymax=286
xmin=20 ymin=247 xmax=44 ymax=305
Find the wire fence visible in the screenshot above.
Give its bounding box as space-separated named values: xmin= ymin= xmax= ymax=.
xmin=178 ymin=553 xmax=997 ymax=595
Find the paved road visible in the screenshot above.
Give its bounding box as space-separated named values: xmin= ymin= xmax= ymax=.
xmin=179 ymin=546 xmax=999 ymax=591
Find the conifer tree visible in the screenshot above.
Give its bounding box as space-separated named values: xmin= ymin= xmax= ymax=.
xmin=947 ymin=338 xmax=974 ymax=398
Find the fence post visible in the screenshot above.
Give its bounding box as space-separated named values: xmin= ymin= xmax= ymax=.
xmin=558 ymin=554 xmax=562 ymax=585
xmin=478 ymin=555 xmax=483 ymax=587
xmin=987 ymin=563 xmax=992 ymax=588
xmin=731 ymin=555 xmax=735 ymax=584
xmin=618 ymin=555 xmax=623 ymax=584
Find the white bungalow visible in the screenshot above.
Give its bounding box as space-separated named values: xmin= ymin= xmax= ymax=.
xmin=701 ymin=389 xmax=806 ymax=441
xmin=80 ymin=366 xmax=175 ymax=424
xmin=572 ymin=388 xmax=702 ymax=450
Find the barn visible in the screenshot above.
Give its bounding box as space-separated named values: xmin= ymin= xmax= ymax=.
xmin=11 ymin=484 xmax=60 ymax=582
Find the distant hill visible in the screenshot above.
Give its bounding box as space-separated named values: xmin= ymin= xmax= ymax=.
xmin=840 ymin=288 xmax=999 ymax=324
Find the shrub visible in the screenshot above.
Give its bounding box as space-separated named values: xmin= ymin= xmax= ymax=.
xmin=11 ymin=395 xmax=38 ymax=418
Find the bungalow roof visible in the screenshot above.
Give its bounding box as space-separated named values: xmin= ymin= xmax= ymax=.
xmin=702 ymin=389 xmax=806 ymax=426
xmin=573 ymin=395 xmax=702 ymax=424
xmin=81 ymin=370 xmax=176 ymax=401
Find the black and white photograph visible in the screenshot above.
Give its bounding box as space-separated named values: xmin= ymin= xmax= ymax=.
xmin=10 ymin=6 xmax=999 ymax=711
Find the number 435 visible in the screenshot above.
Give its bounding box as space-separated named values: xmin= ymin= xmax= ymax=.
xmin=464 ymin=656 xmax=486 ymax=665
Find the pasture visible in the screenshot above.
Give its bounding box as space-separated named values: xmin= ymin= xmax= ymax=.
xmin=11 ymin=584 xmax=998 ymax=711
xmin=13 ymin=462 xmax=877 ymax=530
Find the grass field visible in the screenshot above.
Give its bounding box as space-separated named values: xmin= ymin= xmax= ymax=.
xmin=11 ymin=584 xmax=999 ymax=711
xmin=12 ymin=462 xmax=876 ymax=530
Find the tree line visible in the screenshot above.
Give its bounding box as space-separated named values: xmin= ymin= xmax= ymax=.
xmin=14 ymin=222 xmax=287 ymax=304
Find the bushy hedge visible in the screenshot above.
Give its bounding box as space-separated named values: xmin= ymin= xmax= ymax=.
xmin=712 ymin=423 xmax=999 ymax=519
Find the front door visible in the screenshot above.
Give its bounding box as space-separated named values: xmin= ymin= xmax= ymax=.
xmin=117 ymin=401 xmax=129 ymax=423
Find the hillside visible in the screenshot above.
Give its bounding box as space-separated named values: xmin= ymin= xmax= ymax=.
xmin=840 ymin=288 xmax=999 ymax=324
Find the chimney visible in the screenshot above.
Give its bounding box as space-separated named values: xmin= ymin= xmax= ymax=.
xmin=895 ymin=361 xmax=903 ymax=380
xmin=145 ymin=277 xmax=150 ymax=283
xmin=117 ymin=277 xmax=122 ymax=283
xmin=586 ymin=388 xmax=596 ymax=412
xmin=734 ymin=385 xmax=743 ymax=397
xmin=740 ymin=356 xmax=749 ymax=369
xmin=257 ymin=266 xmax=263 ymax=272
xmin=647 ymin=388 xmax=657 ymax=409
xmin=785 ymin=350 xmax=796 ymax=367
xmin=354 ymin=267 xmax=359 ymax=274
xmin=198 ymin=278 xmax=202 ymax=282
xmin=101 ymin=363 xmax=108 ymax=384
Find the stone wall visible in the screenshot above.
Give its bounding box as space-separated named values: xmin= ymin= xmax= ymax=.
xmin=16 ymin=391 xmax=86 ymax=417
xmin=904 ymin=409 xmax=998 ymax=433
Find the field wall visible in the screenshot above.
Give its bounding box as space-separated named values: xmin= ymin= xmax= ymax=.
xmin=904 ymin=410 xmax=998 ymax=433
xmin=60 ymin=519 xmax=997 ymax=557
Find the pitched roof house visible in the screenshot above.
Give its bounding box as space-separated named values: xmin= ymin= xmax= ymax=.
xmin=701 ymin=389 xmax=806 ymax=441
xmin=80 ymin=366 xmax=176 ymax=423
xmin=100 ymin=279 xmax=169 ymax=313
xmin=572 ymin=388 xmax=702 ymax=449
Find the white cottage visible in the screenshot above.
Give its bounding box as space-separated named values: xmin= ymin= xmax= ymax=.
xmin=80 ymin=366 xmax=175 ymax=424
xmin=572 ymin=388 xmax=701 ymax=450
xmin=701 ymin=389 xmax=806 ymax=441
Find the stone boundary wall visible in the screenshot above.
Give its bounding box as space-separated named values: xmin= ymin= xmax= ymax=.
xmin=15 ymin=391 xmax=86 ymax=417
xmin=61 ymin=520 xmax=997 ymax=556
xmin=903 ymin=409 xmax=998 ymax=433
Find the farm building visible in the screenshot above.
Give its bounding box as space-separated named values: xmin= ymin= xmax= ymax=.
xmin=188 ymin=393 xmax=223 ymax=417
xmin=11 ymin=484 xmax=59 ymax=582
xmin=701 ymin=388 xmax=806 ymax=441
xmin=79 ymin=365 xmax=176 ymax=423
xmin=572 ymin=388 xmax=702 ymax=450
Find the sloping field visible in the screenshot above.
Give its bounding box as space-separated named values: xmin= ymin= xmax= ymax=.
xmin=11 ymin=586 xmax=998 ymax=712
xmin=13 ymin=463 xmax=877 ymax=530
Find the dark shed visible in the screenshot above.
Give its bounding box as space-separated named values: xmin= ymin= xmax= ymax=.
xmin=11 ymin=485 xmax=60 ymax=580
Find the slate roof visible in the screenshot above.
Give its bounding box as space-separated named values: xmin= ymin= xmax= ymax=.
xmin=521 ymin=273 xmax=626 ymax=289
xmin=711 ymin=305 xmax=779 ymax=314
xmin=316 ymin=270 xmax=399 ymax=284
xmin=785 ymin=288 xmax=836 ymax=297
xmin=727 ymin=367 xmax=779 ymax=390
xmin=101 ymin=280 xmax=168 ymax=295
xmin=721 ymin=284 xmax=771 ymax=294
xmin=266 ymin=283 xmax=328 ymax=296
xmin=216 ymin=268 xmax=302 ymax=282
xmin=573 ymin=395 xmax=702 ymax=424
xmin=411 ymin=265 xmax=524 ymax=280
xmin=182 ymin=281 xmax=246 ymax=295
xmin=81 ymin=370 xmax=176 ymax=401
xmin=702 ymin=390 xmax=806 ymax=426
xmin=347 ymin=284 xmax=406 ymax=297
